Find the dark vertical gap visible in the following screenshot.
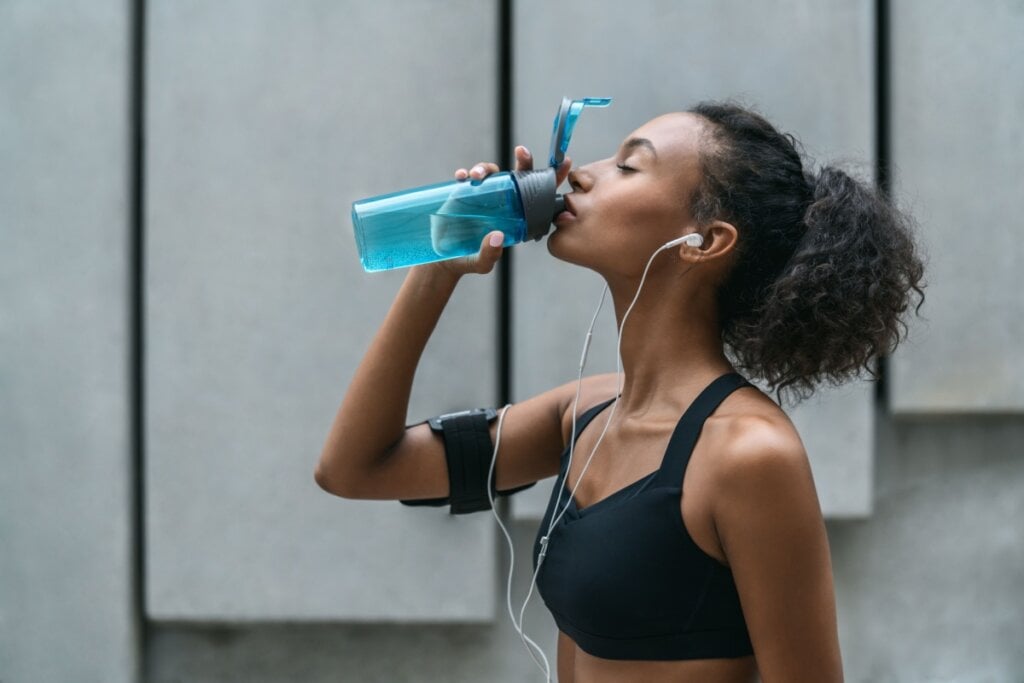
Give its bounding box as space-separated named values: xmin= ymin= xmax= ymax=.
xmin=129 ymin=0 xmax=148 ymax=678
xmin=497 ymin=0 xmax=513 ymax=407
xmin=494 ymin=0 xmax=515 ymax=531
xmin=874 ymin=0 xmax=891 ymax=408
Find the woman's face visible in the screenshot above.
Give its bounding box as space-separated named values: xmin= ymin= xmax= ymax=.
xmin=547 ymin=112 xmax=707 ymax=277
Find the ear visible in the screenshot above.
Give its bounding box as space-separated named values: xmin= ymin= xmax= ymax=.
xmin=678 ymin=219 xmax=738 ymax=263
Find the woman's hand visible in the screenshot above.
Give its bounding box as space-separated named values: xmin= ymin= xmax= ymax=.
xmin=421 ymin=146 xmax=573 ymax=278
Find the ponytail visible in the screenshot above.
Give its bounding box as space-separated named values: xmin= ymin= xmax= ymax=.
xmin=688 ymin=102 xmax=927 ymax=406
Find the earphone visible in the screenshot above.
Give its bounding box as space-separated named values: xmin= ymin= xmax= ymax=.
xmin=485 ymin=232 xmax=705 ymax=682
xmin=663 ymin=232 xmax=704 ymax=249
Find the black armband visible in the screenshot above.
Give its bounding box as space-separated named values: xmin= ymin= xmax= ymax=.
xmin=400 ymin=408 xmax=535 ymax=514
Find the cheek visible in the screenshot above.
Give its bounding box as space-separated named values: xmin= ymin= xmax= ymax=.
xmin=546 ymin=220 xmax=642 ymax=275
xmin=590 ymin=198 xmax=677 ymax=256
xmin=597 ymin=186 xmax=680 ymax=232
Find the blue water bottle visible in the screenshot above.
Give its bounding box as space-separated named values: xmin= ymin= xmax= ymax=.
xmin=351 ymin=96 xmax=611 ymax=272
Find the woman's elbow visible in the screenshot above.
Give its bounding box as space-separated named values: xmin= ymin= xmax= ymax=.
xmin=314 ymin=462 xmax=361 ymax=498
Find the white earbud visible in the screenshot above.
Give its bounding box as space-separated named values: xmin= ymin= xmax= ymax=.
xmin=662 ymin=233 xmax=704 ymax=249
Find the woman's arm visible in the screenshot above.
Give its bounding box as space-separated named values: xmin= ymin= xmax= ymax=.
xmin=315 ymin=261 xmax=471 ymax=496
xmin=713 ymin=418 xmax=844 ymax=682
xmin=315 ymin=146 xmax=578 ymax=499
xmin=314 ymin=252 xmax=606 ymax=501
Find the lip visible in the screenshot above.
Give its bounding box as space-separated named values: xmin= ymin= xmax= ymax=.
xmin=562 ymin=195 xmax=578 ymax=216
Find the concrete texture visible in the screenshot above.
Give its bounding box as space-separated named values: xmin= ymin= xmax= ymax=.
xmin=888 ymin=0 xmax=1024 ymax=412
xmin=143 ymin=414 xmax=1024 ymax=682
xmin=0 ymin=1 xmax=138 ymax=682
xmin=145 ymin=0 xmax=501 ymax=621
xmin=4 ymin=1 xmax=1023 ymax=682
xmin=828 ymin=408 xmax=1024 ymax=682
xmin=510 ymin=0 xmax=877 ymax=521
xmin=147 ymin=516 xmax=559 ymax=683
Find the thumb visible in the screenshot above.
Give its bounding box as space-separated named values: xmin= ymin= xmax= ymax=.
xmin=556 ymin=155 xmax=573 ymax=186
xmin=472 ymin=230 xmax=505 ymax=274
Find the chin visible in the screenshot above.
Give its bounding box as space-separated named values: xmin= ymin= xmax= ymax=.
xmin=546 ymin=227 xmax=600 ymax=271
xmin=546 ymin=228 xmax=576 ymax=263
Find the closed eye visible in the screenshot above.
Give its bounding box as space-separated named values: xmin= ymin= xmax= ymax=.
xmin=616 ymin=163 xmax=637 ymax=173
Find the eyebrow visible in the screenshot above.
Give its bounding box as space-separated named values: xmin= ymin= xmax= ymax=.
xmin=622 ymin=137 xmax=659 ymax=160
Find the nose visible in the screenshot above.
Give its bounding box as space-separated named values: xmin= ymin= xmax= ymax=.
xmin=567 ymin=166 xmax=590 ymax=192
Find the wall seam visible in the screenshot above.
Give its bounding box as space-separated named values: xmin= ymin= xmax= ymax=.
xmin=129 ymin=0 xmax=148 ymax=679
xmin=874 ymin=0 xmax=891 ymax=410
xmin=495 ymin=0 xmax=516 ymax=606
xmin=498 ymin=0 xmax=513 ymax=408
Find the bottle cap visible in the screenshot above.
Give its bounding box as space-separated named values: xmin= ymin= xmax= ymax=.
xmin=548 ymin=96 xmax=612 ymax=170
xmin=513 ymin=96 xmax=612 ymax=241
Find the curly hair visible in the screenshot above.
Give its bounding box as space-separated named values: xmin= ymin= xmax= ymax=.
xmin=686 ymin=101 xmax=927 ymax=406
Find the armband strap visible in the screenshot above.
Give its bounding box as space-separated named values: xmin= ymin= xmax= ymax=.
xmin=400 ymin=408 xmax=535 ymax=514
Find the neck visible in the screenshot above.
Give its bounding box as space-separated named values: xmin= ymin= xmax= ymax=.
xmin=605 ymin=265 xmax=734 ymax=418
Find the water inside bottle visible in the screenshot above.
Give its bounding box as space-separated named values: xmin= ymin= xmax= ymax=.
xmin=357 ymin=210 xmax=524 ymax=272
xmin=429 ymin=214 xmax=522 ymax=256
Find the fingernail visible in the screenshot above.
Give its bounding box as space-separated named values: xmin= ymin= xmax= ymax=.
xmin=522 ymin=147 xmax=531 ymax=158
xmin=489 ymin=232 xmax=504 ymax=247
xmin=472 ymin=166 xmax=484 ymax=176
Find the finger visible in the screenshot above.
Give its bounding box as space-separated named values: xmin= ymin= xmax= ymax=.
xmin=455 ymin=168 xmax=468 ymax=180
xmin=475 ymin=231 xmax=505 ymax=273
xmin=469 ymin=162 xmax=500 ymax=180
xmin=514 ymin=145 xmax=533 ymax=172
xmin=555 ymin=155 xmax=572 ymax=186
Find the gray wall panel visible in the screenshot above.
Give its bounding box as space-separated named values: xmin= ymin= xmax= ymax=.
xmin=146 ymin=0 xmax=500 ymax=621
xmin=828 ymin=412 xmax=1024 ymax=681
xmin=512 ymin=0 xmax=876 ymax=519
xmin=889 ymin=0 xmax=1024 ymax=412
xmin=0 ymin=1 xmax=137 ymax=682
xmin=148 ymin=520 xmax=558 ymax=683
xmin=6 ymin=1 xmax=1019 ymax=680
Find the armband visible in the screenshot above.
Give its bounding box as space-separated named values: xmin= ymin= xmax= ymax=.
xmin=400 ymin=408 xmax=535 ymax=514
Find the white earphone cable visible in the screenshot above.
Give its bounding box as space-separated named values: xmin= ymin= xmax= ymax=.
xmin=488 ymin=235 xmax=701 ymax=682
xmin=546 ymin=239 xmax=693 ymax=537
xmin=487 ymin=404 xmax=553 ymax=680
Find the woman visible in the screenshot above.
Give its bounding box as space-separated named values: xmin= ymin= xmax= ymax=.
xmin=316 ymin=101 xmax=926 ymax=682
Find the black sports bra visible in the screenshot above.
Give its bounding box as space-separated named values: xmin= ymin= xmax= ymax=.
xmin=532 ymin=372 xmax=755 ymax=661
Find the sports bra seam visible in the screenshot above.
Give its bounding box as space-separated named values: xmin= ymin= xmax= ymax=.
xmin=548 ymin=477 xmax=730 ymax=571
xmin=682 ymin=562 xmax=717 ymax=632
xmin=560 ymin=472 xmax=665 ymax=514
xmin=670 ymin=493 xmax=732 ymax=570
xmin=551 ymin=608 xmax=748 ymax=641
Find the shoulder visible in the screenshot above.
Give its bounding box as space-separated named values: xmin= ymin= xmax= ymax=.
xmin=701 ymin=400 xmax=841 ymax=680
xmin=704 ymin=395 xmax=816 ymax=512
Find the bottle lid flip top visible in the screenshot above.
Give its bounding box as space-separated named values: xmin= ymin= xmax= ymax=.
xmin=548 ymin=96 xmax=612 ymax=169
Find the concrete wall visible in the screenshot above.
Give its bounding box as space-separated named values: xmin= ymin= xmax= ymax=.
xmin=0 ymin=2 xmax=139 ymax=682
xmin=3 ymin=1 xmax=1022 ymax=682
xmin=887 ymin=0 xmax=1024 ymax=412
xmin=144 ymin=0 xmax=499 ymax=624
xmin=828 ymin=408 xmax=1024 ymax=682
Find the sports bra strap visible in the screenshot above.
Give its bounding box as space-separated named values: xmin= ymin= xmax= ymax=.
xmin=562 ymin=396 xmax=617 ymax=460
xmin=652 ymin=372 xmax=752 ymax=488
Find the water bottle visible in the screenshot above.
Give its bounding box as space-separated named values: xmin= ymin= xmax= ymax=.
xmin=351 ymin=96 xmax=611 ymax=272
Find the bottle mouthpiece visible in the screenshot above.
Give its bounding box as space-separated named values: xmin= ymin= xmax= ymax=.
xmin=512 ymin=168 xmax=558 ymax=241
xmin=552 ymin=194 xmax=565 ymax=218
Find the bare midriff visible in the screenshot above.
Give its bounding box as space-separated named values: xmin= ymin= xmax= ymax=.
xmin=558 ymin=631 xmax=758 ymax=683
